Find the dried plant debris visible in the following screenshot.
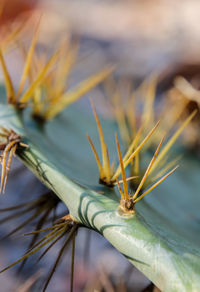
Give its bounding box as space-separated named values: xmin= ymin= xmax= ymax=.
xmin=0 ymin=213 xmax=79 ymax=292
xmin=0 ymin=20 xmax=113 ymax=121
xmin=0 ymin=127 xmax=28 ymax=193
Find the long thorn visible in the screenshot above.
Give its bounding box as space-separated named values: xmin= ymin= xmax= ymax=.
xmin=115 ymin=134 xmax=129 ymax=200
xmin=0 ymin=50 xmax=15 ymax=103
xmin=114 ymin=176 xmax=138 ymax=185
xmin=0 ymin=210 xmax=40 ymax=241
xmin=105 ymin=144 xmax=111 ymax=183
xmin=0 ymin=141 xmax=17 ymax=192
xmin=70 ymin=231 xmax=76 ymax=292
xmin=90 ymin=101 xmax=109 ymax=178
xmin=152 ymin=155 xmax=182 ymax=182
xmin=17 ymin=16 xmax=42 ymax=98
xmin=42 ymin=226 xmax=77 ymax=292
xmin=18 ymin=208 xmax=52 ymax=273
xmin=133 ymin=137 xmax=164 ymax=200
xmin=122 ymin=125 xmax=143 ymax=163
xmin=86 ymin=134 xmax=103 ymax=178
xmin=45 ymin=67 xmax=113 ymax=119
xmin=134 ymin=166 xmax=178 ymax=203
xmin=0 ymin=205 xmax=37 ymax=225
xmin=37 ymin=228 xmax=68 ymax=263
xmin=113 ymin=121 xmax=160 ymax=180
xmin=3 ymin=144 xmax=16 ymax=193
xmin=116 ymin=179 xmax=124 ymax=200
xmin=27 ymin=226 xmax=64 ymax=252
xmin=0 ymin=201 xmax=37 ymax=212
xmin=150 ymin=110 xmax=197 ymax=174
xmin=24 ymin=222 xmax=67 ymax=236
xmin=0 ymin=227 xmax=66 ymax=274
xmin=1 ymin=147 xmax=8 ymax=193
xmin=20 ymin=49 xmax=60 ymax=103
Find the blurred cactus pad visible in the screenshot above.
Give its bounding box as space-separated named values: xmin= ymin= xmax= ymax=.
xmin=0 ymin=24 xmax=200 ymax=292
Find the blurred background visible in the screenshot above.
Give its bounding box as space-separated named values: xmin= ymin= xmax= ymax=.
xmin=0 ymin=0 xmax=200 ymax=291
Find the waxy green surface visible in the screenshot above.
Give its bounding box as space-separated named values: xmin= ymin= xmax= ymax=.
xmin=0 ymin=98 xmax=200 ymax=292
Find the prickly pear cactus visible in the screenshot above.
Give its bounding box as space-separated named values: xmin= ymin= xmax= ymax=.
xmin=0 ymin=25 xmax=200 ymax=292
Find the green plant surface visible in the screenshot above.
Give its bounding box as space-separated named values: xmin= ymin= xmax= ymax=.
xmin=0 ymin=99 xmax=200 ymax=292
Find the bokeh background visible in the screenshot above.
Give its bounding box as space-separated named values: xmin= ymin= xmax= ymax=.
xmin=0 ymin=0 xmax=200 ymax=291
